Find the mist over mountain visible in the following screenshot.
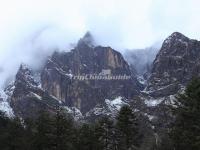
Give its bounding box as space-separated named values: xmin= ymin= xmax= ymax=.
xmin=0 ymin=1 xmax=200 ymax=149
xmin=123 ymin=42 xmax=162 ymax=76
xmin=1 ymin=0 xmax=200 ymax=88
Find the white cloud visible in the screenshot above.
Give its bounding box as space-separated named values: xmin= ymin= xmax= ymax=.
xmin=0 ymin=0 xmax=200 ymax=87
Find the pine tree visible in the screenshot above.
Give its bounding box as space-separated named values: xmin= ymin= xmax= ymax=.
xmin=33 ymin=111 xmax=56 ymax=150
xmin=116 ymin=105 xmax=139 ymax=150
xmin=170 ymin=78 xmax=200 ymax=150
xmin=24 ymin=117 xmax=38 ymax=150
xmin=6 ymin=117 xmax=27 ymax=150
xmin=0 ymin=111 xmax=11 ymax=149
xmin=77 ymin=123 xmax=96 ymax=150
xmin=54 ymin=107 xmax=76 ymax=150
xmin=94 ymin=116 xmax=116 ymax=150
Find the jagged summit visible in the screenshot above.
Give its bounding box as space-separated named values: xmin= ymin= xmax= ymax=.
xmin=83 ymin=31 xmax=93 ymax=40
xmin=169 ymin=32 xmax=188 ymax=39
xmin=77 ymin=31 xmax=96 ymax=48
xmin=147 ymin=31 xmax=200 ymax=93
xmin=162 ymin=32 xmax=190 ymax=47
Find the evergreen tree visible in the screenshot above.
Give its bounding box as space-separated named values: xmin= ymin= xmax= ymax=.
xmin=0 ymin=111 xmax=11 ymax=149
xmin=33 ymin=111 xmax=56 ymax=150
xmin=94 ymin=116 xmax=116 ymax=150
xmin=54 ymin=107 xmax=76 ymax=150
xmin=77 ymin=123 xmax=96 ymax=150
xmin=170 ymin=78 xmax=200 ymax=150
xmin=116 ymin=105 xmax=139 ymax=150
xmin=24 ymin=117 xmax=37 ymax=150
xmin=6 ymin=117 xmax=27 ymax=150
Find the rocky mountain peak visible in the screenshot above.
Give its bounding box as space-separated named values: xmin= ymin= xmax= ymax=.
xmin=77 ymin=31 xmax=96 ymax=48
xmin=160 ymin=32 xmax=193 ymax=56
xmin=147 ymin=32 xmax=200 ymax=95
xmin=6 ymin=31 xmax=200 ymax=127
xmin=168 ymin=32 xmax=188 ymax=40
xmin=15 ymin=64 xmax=38 ymax=86
xmin=41 ymin=42 xmax=140 ymax=113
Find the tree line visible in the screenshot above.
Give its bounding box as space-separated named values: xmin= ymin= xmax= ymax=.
xmin=0 ymin=78 xmax=200 ymax=150
xmin=0 ymin=105 xmax=140 ymax=150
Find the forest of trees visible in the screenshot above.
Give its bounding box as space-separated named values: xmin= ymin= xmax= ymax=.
xmin=170 ymin=78 xmax=200 ymax=150
xmin=0 ymin=105 xmax=140 ymax=150
xmin=0 ymin=78 xmax=200 ymax=150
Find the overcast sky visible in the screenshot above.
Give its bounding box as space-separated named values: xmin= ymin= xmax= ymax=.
xmin=0 ymin=0 xmax=200 ymax=87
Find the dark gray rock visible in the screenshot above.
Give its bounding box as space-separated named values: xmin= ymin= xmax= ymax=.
xmin=41 ymin=37 xmax=141 ymax=114
xmin=147 ymin=32 xmax=200 ymax=94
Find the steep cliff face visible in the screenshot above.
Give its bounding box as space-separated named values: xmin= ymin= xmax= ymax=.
xmin=147 ymin=32 xmax=200 ymax=96
xmin=137 ymin=32 xmax=200 ymax=131
xmin=41 ymin=34 xmax=140 ymax=114
xmin=2 ymin=32 xmax=200 ymax=150
xmin=6 ymin=31 xmax=200 ymax=124
xmin=8 ymin=33 xmax=141 ymax=118
xmin=10 ymin=64 xmax=60 ymax=118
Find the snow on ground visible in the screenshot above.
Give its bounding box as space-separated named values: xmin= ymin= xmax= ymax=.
xmin=0 ymin=101 xmax=14 ymax=117
xmin=86 ymin=106 xmax=108 ymax=116
xmin=164 ymin=95 xmax=177 ymax=106
xmin=86 ymin=96 xmax=128 ymax=118
xmin=105 ymin=96 xmax=128 ymax=111
xmin=64 ymin=106 xmax=83 ymax=121
xmin=0 ymin=90 xmax=14 ymax=117
xmin=29 ymin=92 xmax=42 ymax=100
xmin=137 ymin=75 xmax=146 ymax=85
xmin=48 ymin=58 xmax=74 ymax=79
xmin=144 ymin=98 xmax=164 ymax=107
xmin=144 ymin=113 xmax=155 ymax=121
xmin=0 ymin=90 xmax=8 ymax=100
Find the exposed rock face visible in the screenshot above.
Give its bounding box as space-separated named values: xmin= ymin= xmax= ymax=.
xmin=10 ymin=64 xmax=60 ymax=118
xmin=147 ymin=32 xmax=200 ymax=95
xmin=9 ymin=33 xmax=141 ymax=118
xmin=41 ymin=34 xmax=140 ymax=114
xmin=4 ymin=31 xmax=200 ymax=125
xmin=135 ymin=32 xmax=200 ymax=135
xmin=3 ymin=31 xmax=200 ymax=149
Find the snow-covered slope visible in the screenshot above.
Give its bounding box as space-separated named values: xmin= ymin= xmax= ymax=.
xmin=0 ymin=89 xmax=14 ymax=117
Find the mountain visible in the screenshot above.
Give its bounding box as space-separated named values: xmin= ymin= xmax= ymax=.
xmin=2 ymin=33 xmax=141 ymax=120
xmin=139 ymin=32 xmax=200 ymax=130
xmin=41 ymin=38 xmax=141 ymax=114
xmin=147 ymin=32 xmax=200 ymax=96
xmin=0 ymin=31 xmax=200 ymax=127
xmin=1 ymin=31 xmax=200 ymax=149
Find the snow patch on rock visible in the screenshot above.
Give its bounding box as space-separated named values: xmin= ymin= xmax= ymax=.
xmin=105 ymin=96 xmax=128 ymax=111
xmin=0 ymin=90 xmax=14 ymax=117
xmin=64 ymin=106 xmax=83 ymax=121
xmin=145 ymin=98 xmax=164 ymax=107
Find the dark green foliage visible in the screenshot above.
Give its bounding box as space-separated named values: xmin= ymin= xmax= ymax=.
xmin=0 ymin=116 xmax=27 ymax=150
xmin=76 ymin=123 xmax=96 ymax=150
xmin=33 ymin=111 xmax=56 ymax=150
xmin=54 ymin=107 xmax=76 ymax=150
xmin=0 ymin=112 xmax=11 ymax=150
xmin=116 ymin=105 xmax=139 ymax=150
xmin=170 ymin=78 xmax=200 ymax=150
xmin=94 ymin=116 xmax=117 ymax=150
xmin=0 ymin=105 xmax=142 ymax=150
xmin=1 ymin=79 xmax=200 ymax=150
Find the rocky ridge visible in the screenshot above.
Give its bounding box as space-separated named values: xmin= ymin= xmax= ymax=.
xmin=0 ymin=32 xmax=199 ymax=126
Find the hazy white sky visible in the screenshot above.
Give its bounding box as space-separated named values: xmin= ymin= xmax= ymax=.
xmin=0 ymin=0 xmax=200 ymax=87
